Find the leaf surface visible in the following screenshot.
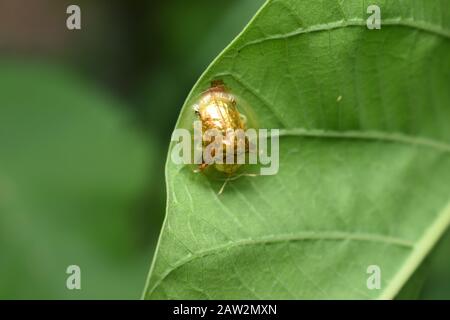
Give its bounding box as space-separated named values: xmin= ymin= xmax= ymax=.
xmin=143 ymin=0 xmax=450 ymax=299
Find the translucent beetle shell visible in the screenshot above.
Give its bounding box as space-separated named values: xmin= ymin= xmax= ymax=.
xmin=192 ymin=80 xmax=248 ymax=175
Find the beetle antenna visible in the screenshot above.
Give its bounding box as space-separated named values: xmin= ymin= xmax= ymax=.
xmin=217 ymin=173 xmax=259 ymax=195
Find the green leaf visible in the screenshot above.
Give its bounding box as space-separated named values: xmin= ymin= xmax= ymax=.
xmin=143 ymin=0 xmax=450 ymax=299
xmin=0 ymin=62 xmax=154 ymax=299
xmin=420 ymin=229 xmax=450 ymax=298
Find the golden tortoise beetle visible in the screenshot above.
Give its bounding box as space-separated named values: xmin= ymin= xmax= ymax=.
xmin=192 ymin=80 xmax=255 ymax=194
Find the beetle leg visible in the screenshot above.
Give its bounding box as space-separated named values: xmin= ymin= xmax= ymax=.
xmin=239 ymin=114 xmax=247 ymax=125
xmin=217 ymin=175 xmax=230 ymax=196
xmin=217 ymin=172 xmax=259 ymax=195
xmin=193 ymin=162 xmax=208 ymax=173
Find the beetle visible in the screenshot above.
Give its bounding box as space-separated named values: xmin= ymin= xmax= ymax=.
xmin=192 ymin=80 xmax=254 ymax=194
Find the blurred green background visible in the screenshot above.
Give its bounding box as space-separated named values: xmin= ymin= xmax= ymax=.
xmin=0 ymin=0 xmax=264 ymax=299
xmin=0 ymin=0 xmax=448 ymax=299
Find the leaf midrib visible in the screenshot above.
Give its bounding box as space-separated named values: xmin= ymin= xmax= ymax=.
xmin=379 ymin=200 xmax=450 ymax=299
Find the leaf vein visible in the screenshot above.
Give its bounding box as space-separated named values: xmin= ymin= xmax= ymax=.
xmin=147 ymin=231 xmax=413 ymax=295
xmin=237 ymin=18 xmax=450 ymax=51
